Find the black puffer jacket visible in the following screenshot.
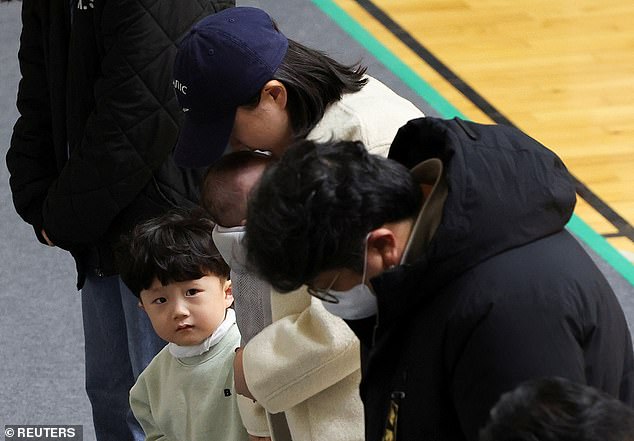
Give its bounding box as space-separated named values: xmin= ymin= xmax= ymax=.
xmin=7 ymin=0 xmax=233 ymax=287
xmin=351 ymin=117 xmax=634 ymax=441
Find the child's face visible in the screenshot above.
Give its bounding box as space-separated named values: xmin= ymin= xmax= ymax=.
xmin=140 ymin=275 xmax=233 ymax=346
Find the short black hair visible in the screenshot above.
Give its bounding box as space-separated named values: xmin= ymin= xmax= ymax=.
xmin=245 ymin=139 xmax=422 ymax=292
xmin=201 ymin=150 xmax=273 ymax=227
xmin=244 ymin=38 xmax=368 ymax=139
xmin=479 ymin=377 xmax=634 ymax=441
xmin=119 ymin=210 xmax=229 ymax=297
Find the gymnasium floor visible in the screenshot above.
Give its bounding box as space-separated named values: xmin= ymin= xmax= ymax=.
xmin=0 ymin=0 xmax=632 ymax=437
xmin=302 ymin=0 xmax=634 ymax=283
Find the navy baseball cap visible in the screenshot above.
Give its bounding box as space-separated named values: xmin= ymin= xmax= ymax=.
xmin=172 ymin=7 xmax=289 ymax=168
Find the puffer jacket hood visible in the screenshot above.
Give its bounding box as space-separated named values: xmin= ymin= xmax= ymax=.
xmin=378 ymin=117 xmax=577 ymax=310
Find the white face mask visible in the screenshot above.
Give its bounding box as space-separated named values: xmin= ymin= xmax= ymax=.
xmin=212 ymin=225 xmax=247 ymax=271
xmin=322 ymin=284 xmax=377 ymax=320
xmin=321 ymin=236 xmax=378 ymax=320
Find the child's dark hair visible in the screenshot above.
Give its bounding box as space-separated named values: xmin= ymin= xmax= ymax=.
xmin=119 ymin=210 xmax=229 ymax=298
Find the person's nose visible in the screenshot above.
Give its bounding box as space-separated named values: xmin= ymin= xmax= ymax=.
xmin=172 ymin=298 xmax=190 ymax=320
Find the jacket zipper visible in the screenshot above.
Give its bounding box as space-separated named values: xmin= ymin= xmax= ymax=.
xmin=382 ymin=391 xmax=405 ymax=441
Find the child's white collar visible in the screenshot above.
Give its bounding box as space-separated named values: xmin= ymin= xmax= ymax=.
xmin=167 ymin=309 xmax=236 ymax=359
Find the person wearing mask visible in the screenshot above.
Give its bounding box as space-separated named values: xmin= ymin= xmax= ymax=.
xmin=243 ymin=120 xmax=634 ymax=441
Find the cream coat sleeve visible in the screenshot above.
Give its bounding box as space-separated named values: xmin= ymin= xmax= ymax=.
xmin=241 ymin=288 xmax=361 ymax=413
xmin=236 ymin=395 xmax=271 ymax=438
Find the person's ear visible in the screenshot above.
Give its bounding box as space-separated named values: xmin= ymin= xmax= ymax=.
xmin=261 ymin=80 xmax=288 ymax=110
xmin=367 ymin=228 xmax=400 ymax=271
xmin=223 ymin=279 xmax=234 ymax=308
xmin=137 ymin=300 xmax=145 ymax=311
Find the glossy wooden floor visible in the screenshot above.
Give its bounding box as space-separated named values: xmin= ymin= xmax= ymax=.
xmin=332 ymin=0 xmax=634 ymax=259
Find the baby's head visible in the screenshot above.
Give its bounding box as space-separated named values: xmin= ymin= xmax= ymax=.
xmin=201 ymin=150 xmax=273 ymax=227
xmin=120 ymin=210 xmax=232 ymax=346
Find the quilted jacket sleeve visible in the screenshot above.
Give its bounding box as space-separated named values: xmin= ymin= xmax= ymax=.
xmin=6 ymin=0 xmax=66 ymax=245
xmin=41 ymin=0 xmax=232 ymax=249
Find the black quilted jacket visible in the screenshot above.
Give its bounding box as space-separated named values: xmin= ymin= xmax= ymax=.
xmin=6 ymin=0 xmax=233 ymax=287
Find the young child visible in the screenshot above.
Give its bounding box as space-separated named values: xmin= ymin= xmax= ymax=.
xmin=119 ymin=211 xmax=252 ymax=441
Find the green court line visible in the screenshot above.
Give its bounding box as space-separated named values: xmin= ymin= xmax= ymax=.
xmin=567 ymin=216 xmax=634 ymax=285
xmin=311 ymin=0 xmax=462 ymax=119
xmin=311 ymin=0 xmax=634 ymax=286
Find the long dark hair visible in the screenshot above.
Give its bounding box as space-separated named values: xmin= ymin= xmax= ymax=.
xmin=244 ymin=38 xmax=368 ymax=139
xmin=275 ymin=39 xmax=368 ymax=138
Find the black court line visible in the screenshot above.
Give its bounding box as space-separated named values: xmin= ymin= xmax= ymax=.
xmin=354 ymin=0 xmax=634 ymax=242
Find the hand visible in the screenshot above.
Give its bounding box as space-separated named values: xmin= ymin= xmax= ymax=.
xmin=248 ymin=436 xmax=271 ymax=441
xmin=234 ymin=347 xmax=255 ymax=400
xmin=41 ymin=229 xmax=55 ymax=247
